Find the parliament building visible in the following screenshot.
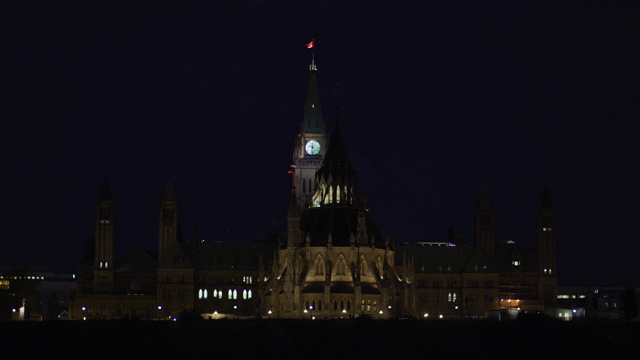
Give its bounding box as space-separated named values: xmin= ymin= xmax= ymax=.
xmin=68 ymin=52 xmax=558 ymax=321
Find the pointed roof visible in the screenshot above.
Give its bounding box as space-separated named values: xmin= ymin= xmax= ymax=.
xmin=301 ymin=51 xmax=324 ymax=135
xmin=538 ymin=187 xmax=553 ymax=209
xmin=475 ymin=188 xmax=493 ymax=209
xmin=99 ymin=179 xmax=113 ymax=201
xmin=316 ymin=122 xmax=355 ymax=180
xmin=115 ymin=241 xmax=157 ymax=272
xmin=297 ymin=122 xmax=391 ymax=249
xmin=162 ymin=181 xmax=177 ymax=202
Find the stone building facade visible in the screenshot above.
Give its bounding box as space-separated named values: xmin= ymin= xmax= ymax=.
xmin=68 ymin=53 xmax=557 ymax=320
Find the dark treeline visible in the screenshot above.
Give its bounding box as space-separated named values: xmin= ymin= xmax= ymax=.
xmin=2 ymin=318 xmax=639 ymax=359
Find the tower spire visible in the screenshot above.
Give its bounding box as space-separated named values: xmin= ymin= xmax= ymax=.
xmin=292 ymin=39 xmax=328 ymax=210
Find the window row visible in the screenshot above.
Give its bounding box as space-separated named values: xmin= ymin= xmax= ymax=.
xmin=161 ymin=288 xmax=189 ymax=299
xmin=197 ymin=288 xmax=253 ymax=300
xmin=312 ymin=255 xmax=385 ymax=277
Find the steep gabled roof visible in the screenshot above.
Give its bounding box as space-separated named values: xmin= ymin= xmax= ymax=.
xmin=494 ymin=241 xmax=537 ymax=272
xmin=115 ymin=241 xmax=157 ymax=272
xmin=394 ymin=244 xmax=497 ymax=274
xmin=158 ymin=241 xmax=278 ymax=271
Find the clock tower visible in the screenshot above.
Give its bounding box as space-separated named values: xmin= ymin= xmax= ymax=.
xmin=292 ymin=49 xmax=328 ymax=209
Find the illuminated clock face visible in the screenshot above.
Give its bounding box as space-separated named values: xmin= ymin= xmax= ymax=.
xmin=305 ymin=140 xmax=321 ymax=155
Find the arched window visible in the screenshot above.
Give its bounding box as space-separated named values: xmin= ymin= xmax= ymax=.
xmin=340 ymin=300 xmax=345 ymax=311
xmin=306 ymin=300 xmax=310 ymax=309
xmin=228 ymin=289 xmax=233 ymax=299
xmin=248 ymin=290 xmax=252 ymax=299
xmin=233 ymin=289 xmax=237 ymax=300
xmin=315 ymin=256 xmax=324 ymax=275
xmin=243 ymin=289 xmax=247 ymax=300
xmin=318 ymin=300 xmax=323 ymax=311
xmin=336 ymin=255 xmax=347 ymax=275
xmin=333 ymin=300 xmax=338 ymax=311
xmin=199 ymin=289 xmax=203 ymax=299
xmin=336 ymin=185 xmax=341 ymax=203
xmin=373 ymin=300 xmax=378 ymax=312
xmin=360 ymin=256 xmax=367 ymax=275
xmin=347 ymin=300 xmax=351 ymax=311
xmin=213 ymin=289 xmax=218 ymax=298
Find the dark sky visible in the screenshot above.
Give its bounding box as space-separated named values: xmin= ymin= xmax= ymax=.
xmin=2 ymin=1 xmax=639 ymax=287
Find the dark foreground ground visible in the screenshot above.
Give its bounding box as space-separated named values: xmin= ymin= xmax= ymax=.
xmin=2 ymin=318 xmax=639 ymax=359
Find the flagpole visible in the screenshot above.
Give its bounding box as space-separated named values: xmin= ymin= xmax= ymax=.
xmin=307 ymin=39 xmax=316 ymax=71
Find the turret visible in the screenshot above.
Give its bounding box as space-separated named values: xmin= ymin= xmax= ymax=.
xmin=536 ymin=188 xmax=556 ymax=276
xmin=93 ymin=179 xmax=115 ymax=293
xmin=474 ymin=188 xmax=495 ymax=261
xmin=158 ymin=181 xmax=178 ymax=262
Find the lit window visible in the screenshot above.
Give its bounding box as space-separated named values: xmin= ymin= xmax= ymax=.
xmin=199 ymin=289 xmax=203 ymax=299
xmin=248 ymin=290 xmax=252 ymax=299
xmin=228 ymin=289 xmax=232 ymax=299
xmin=233 ymin=289 xmax=237 ymax=300
xmin=243 ymin=289 xmax=247 ymax=300
xmin=512 ymin=260 xmax=520 ymax=266
xmin=203 ymin=289 xmax=208 ymax=299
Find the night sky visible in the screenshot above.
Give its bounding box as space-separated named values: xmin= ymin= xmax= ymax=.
xmin=3 ymin=1 xmax=639 ymax=287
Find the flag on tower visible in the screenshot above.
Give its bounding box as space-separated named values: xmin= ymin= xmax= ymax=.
xmin=306 ymin=40 xmax=314 ymax=49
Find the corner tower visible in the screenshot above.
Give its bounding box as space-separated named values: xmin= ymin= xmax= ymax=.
xmin=93 ymin=179 xmax=115 ymax=293
xmin=292 ymin=43 xmax=328 ymax=210
xmin=536 ymin=187 xmax=557 ymax=306
xmin=474 ymin=188 xmax=495 ymax=261
xmin=158 ymin=181 xmax=178 ymax=262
